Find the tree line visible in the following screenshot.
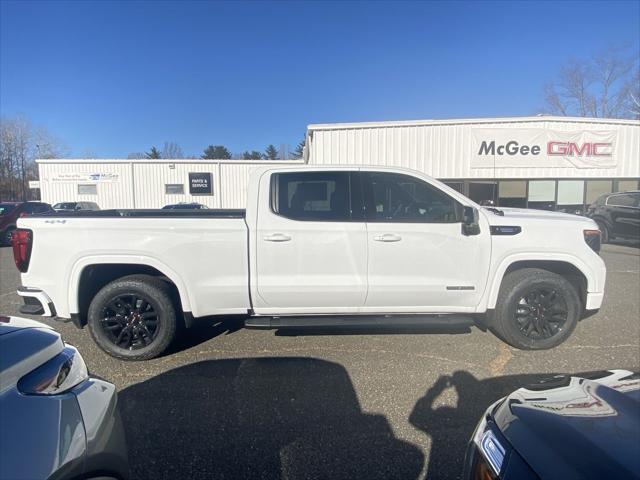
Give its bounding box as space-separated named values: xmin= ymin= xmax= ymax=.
xmin=0 ymin=116 xmax=66 ymax=202
xmin=134 ymin=140 xmax=305 ymax=161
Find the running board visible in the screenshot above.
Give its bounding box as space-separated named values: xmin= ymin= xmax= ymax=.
xmin=244 ymin=314 xmax=475 ymax=329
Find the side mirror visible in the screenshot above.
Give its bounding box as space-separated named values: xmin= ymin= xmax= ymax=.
xmin=462 ymin=206 xmax=481 ymax=236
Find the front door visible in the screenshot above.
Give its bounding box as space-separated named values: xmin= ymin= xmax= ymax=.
xmin=362 ymin=171 xmax=491 ymax=311
xmin=255 ymin=170 xmax=368 ymax=312
xmin=607 ymin=193 xmax=640 ymax=238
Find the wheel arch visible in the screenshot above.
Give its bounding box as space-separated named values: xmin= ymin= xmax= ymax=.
xmin=69 ymin=256 xmax=192 ymax=327
xmin=486 ymin=256 xmax=593 ymax=311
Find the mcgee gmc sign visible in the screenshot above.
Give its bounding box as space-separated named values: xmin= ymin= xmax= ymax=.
xmin=471 ymin=128 xmax=617 ymax=169
xmin=478 ymin=140 xmax=613 ymax=157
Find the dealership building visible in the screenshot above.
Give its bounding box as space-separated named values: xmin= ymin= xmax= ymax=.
xmin=37 ymin=115 xmax=639 ymax=212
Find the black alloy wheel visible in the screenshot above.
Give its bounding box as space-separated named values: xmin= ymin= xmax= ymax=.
xmin=515 ymin=288 xmax=568 ymax=340
xmin=101 ymin=294 xmax=159 ymax=350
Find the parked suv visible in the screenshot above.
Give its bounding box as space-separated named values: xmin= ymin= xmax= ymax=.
xmin=53 ymin=201 xmax=101 ymax=212
xmin=587 ymin=191 xmax=640 ymax=243
xmin=0 ymin=201 xmax=55 ymax=246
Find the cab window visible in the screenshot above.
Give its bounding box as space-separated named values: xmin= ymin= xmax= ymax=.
xmin=364 ymin=172 xmax=462 ymax=223
xmin=272 ymin=171 xmax=359 ymax=221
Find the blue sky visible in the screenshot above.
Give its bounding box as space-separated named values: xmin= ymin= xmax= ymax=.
xmin=1 ymin=0 xmax=638 ymax=158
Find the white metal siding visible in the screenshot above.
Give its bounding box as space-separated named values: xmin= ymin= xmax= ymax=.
xmin=38 ymin=160 xmax=304 ymax=209
xmin=38 ymin=162 xmax=134 ymax=209
xmin=133 ymin=163 xmax=221 ymax=208
xmin=308 ymin=118 xmax=640 ymax=179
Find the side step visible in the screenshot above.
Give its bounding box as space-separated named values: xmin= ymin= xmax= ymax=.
xmin=244 ymin=314 xmax=474 ymax=329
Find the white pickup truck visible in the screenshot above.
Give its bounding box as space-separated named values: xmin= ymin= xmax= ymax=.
xmin=13 ymin=166 xmax=606 ymax=360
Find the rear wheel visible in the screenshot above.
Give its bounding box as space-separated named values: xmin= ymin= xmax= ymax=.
xmin=87 ymin=275 xmax=177 ymax=360
xmin=490 ymin=268 xmax=581 ymax=350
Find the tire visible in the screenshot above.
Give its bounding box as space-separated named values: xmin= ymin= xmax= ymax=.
xmin=490 ymin=268 xmax=581 ymax=350
xmin=87 ymin=274 xmax=177 ymax=360
xmin=595 ymin=220 xmax=609 ymax=244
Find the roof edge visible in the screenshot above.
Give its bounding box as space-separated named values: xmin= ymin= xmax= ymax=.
xmin=308 ymin=115 xmax=640 ymax=130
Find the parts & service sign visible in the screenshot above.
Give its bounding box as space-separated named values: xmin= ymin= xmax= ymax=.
xmin=189 ymin=172 xmax=213 ymax=195
xmin=471 ymin=128 xmax=617 ymax=169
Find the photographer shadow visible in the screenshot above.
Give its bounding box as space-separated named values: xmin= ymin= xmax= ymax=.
xmin=409 ymin=371 xmax=560 ymax=479
xmin=119 ymin=357 xmax=424 ymax=480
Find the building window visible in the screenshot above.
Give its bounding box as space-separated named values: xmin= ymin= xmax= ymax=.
xmin=165 ymin=184 xmax=184 ymax=194
xmin=498 ymin=181 xmax=526 ymax=208
xmin=528 ymin=180 xmax=556 ymax=210
xmin=468 ymin=181 xmax=497 ymax=206
xmin=556 ymin=180 xmax=585 ymax=214
xmin=78 ymin=184 xmax=97 ymax=195
xmin=585 ymin=180 xmax=612 ymax=205
xmin=616 ymin=180 xmax=639 ymax=192
xmin=443 ymin=181 xmax=463 ymax=193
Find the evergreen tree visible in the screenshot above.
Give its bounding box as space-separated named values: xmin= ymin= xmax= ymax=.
xmin=264 ymin=144 xmax=279 ymax=160
xmin=145 ymin=146 xmax=161 ymax=159
xmin=242 ymin=150 xmax=264 ymax=160
xmin=202 ymin=145 xmax=231 ymax=159
xmin=291 ymin=138 xmax=305 ymax=159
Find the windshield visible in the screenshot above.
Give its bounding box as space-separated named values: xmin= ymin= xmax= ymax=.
xmin=54 ymin=202 xmax=77 ymax=210
xmin=0 ymin=203 xmax=17 ymax=215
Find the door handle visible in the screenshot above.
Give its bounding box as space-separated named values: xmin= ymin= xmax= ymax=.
xmin=263 ymin=233 xmax=292 ymax=242
xmin=373 ymin=233 xmax=402 ymax=242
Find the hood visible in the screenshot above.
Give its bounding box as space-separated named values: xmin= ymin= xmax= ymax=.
xmin=481 ymin=207 xmax=597 ymax=227
xmin=0 ymin=315 xmax=55 ymax=336
xmin=492 ymin=370 xmax=640 ymax=479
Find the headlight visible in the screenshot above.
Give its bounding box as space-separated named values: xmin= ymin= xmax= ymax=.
xmin=18 ymin=345 xmax=88 ymax=395
xmin=469 ymin=414 xmax=506 ymax=479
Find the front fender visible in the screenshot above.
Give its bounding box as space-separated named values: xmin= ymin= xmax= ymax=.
xmin=483 ymin=252 xmax=605 ymax=310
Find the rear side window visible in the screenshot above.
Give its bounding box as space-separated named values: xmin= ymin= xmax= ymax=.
xmin=272 ymin=171 xmax=354 ymax=221
xmin=365 ymin=172 xmax=462 ymax=223
xmin=607 ymin=193 xmax=638 ymax=207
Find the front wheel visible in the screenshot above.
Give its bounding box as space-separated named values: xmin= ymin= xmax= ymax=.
xmin=490 ymin=268 xmax=581 ymax=350
xmin=595 ymin=220 xmax=610 ymax=244
xmin=87 ymin=275 xmax=177 ymax=360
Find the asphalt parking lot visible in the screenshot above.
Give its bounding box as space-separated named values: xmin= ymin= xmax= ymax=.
xmin=1 ymin=244 xmax=639 ymax=480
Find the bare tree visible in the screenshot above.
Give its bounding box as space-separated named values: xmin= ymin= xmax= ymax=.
xmin=0 ymin=116 xmax=66 ymax=201
xmin=161 ymin=141 xmax=184 ymax=159
xmin=544 ymin=47 xmax=639 ymax=119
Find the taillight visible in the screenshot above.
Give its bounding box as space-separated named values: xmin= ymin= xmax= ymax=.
xmin=11 ymin=228 xmax=33 ymax=272
xmin=584 ymin=229 xmax=601 ymax=254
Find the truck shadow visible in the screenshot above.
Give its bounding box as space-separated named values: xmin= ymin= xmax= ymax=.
xmin=118 ymin=357 xmax=425 ymax=480
xmin=163 ymin=316 xmax=245 ymax=356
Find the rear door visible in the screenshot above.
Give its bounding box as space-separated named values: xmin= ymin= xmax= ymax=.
xmin=362 ymin=171 xmax=491 ymax=311
xmin=254 ymin=170 xmax=368 ymax=312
